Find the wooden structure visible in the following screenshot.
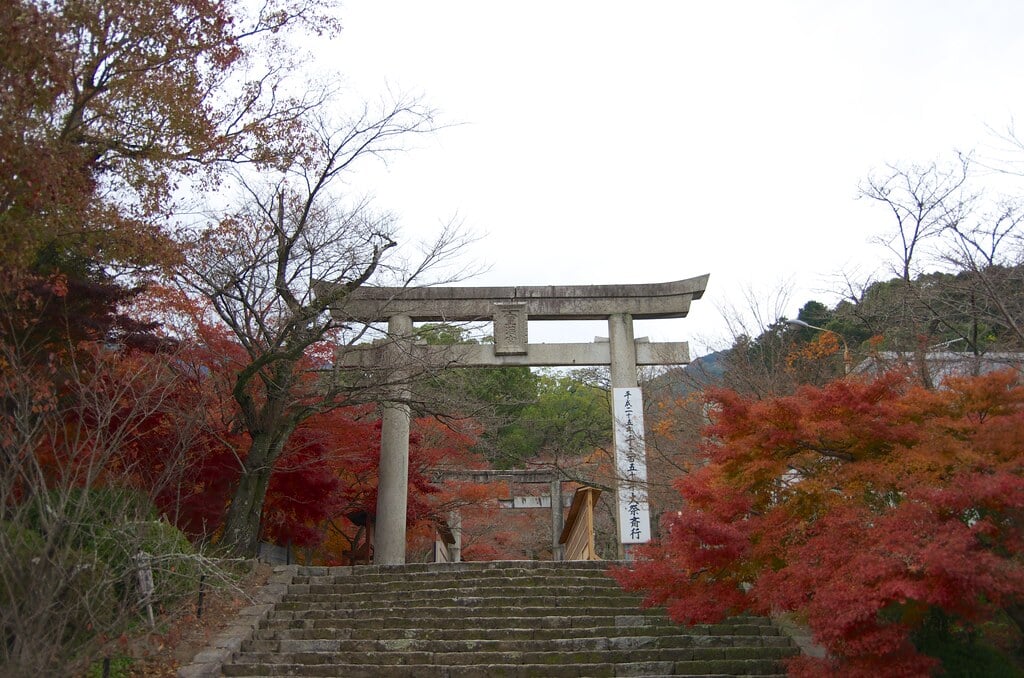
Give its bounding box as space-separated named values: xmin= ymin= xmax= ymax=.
xmin=559 ymin=487 xmax=602 ymax=561
xmin=341 ymin=510 xmax=374 ymax=566
xmin=433 ymin=514 xmax=459 ymax=563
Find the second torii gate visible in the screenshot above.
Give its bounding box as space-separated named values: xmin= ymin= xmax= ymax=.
xmin=319 ymin=275 xmax=709 ymax=564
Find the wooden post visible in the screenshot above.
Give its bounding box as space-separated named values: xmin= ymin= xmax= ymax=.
xmin=559 ymin=487 xmax=602 ymax=560
xmin=550 ymin=478 xmax=563 ymax=561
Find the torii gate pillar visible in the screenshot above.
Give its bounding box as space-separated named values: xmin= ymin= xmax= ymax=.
xmin=375 ymin=314 xmax=412 ymax=565
xmin=608 ymin=313 xmax=639 ymax=560
xmin=320 ymin=276 xmax=709 ymax=565
xmin=608 ymin=313 xmax=639 ymax=388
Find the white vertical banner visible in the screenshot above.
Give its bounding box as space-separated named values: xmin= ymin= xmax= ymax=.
xmin=613 ymin=387 xmax=651 ymax=544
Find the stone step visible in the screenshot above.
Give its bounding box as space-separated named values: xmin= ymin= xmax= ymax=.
xmin=294 ymin=560 xmax=612 ymax=576
xmin=290 ymin=576 xmax=624 ymax=593
xmin=262 ymin=611 xmax=681 ymax=629
xmin=269 ymin=603 xmax=675 ymax=619
xmin=252 ymin=625 xmax=794 ymax=645
xmin=221 ymin=658 xmax=789 ymax=677
xmin=241 ymin=633 xmax=794 ymax=654
xmin=260 ymin=613 xmax=783 ymax=635
xmin=221 ymin=562 xmax=799 ymax=677
xmin=289 ymin=581 xmax=626 ymax=597
xmin=291 ymin=564 xmax=616 ymax=586
xmin=277 ymin=592 xmax=643 ymax=609
xmin=295 ymin=565 xmax=621 ymax=577
xmin=239 ymin=647 xmax=790 ymax=663
xmin=230 ymin=646 xmax=795 ymax=665
xmin=239 ymin=637 xmax=797 ymax=660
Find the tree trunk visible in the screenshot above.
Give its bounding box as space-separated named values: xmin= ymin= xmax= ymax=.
xmin=221 ymin=432 xmax=284 ymax=557
xmin=1005 ymin=603 xmax=1024 ymax=638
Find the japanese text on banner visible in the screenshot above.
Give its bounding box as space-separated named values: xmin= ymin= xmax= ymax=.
xmin=613 ymin=387 xmax=650 ymax=543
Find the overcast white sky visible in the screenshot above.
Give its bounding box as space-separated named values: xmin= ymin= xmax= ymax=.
xmin=314 ymin=1 xmax=1024 ymax=355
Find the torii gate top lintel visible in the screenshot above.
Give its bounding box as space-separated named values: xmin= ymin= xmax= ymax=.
xmin=321 ymin=274 xmax=709 ymax=323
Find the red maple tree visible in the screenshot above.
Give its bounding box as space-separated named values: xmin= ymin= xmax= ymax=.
xmin=614 ymin=370 xmax=1024 ymax=676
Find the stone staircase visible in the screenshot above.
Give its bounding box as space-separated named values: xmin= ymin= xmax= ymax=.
xmin=220 ymin=560 xmax=798 ymax=677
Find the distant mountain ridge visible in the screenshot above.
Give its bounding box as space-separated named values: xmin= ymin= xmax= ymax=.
xmin=647 ymin=349 xmax=727 ymax=400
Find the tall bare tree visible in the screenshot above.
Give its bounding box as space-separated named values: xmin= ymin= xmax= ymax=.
xmin=943 ymin=198 xmax=1024 ymax=348
xmin=179 ymin=102 xmax=473 ymax=556
xmin=860 ymin=157 xmax=974 ymax=283
xmin=858 ymin=157 xmax=976 ymax=386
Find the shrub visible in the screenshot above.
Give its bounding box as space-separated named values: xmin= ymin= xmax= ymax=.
xmin=95 ymin=519 xmax=200 ymax=610
xmin=0 ymin=520 xmax=119 ymax=675
xmin=2 ymin=486 xmax=202 ymax=675
xmin=25 ymin=486 xmax=158 ymax=549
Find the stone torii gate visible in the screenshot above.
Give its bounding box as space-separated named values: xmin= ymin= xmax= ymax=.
xmin=320 ymin=275 xmax=709 ymax=565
